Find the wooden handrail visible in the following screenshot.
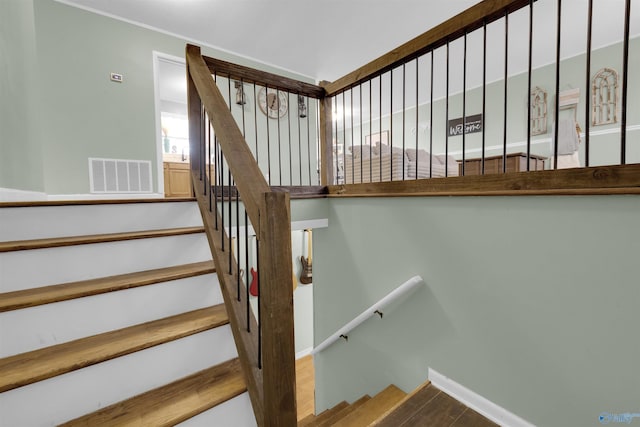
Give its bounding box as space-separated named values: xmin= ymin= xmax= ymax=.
xmin=186 ymin=44 xmax=297 ymax=427
xmin=326 ymin=164 xmax=640 ymax=198
xmin=186 ymin=44 xmax=269 ymax=232
xmin=323 ymin=0 xmax=533 ymax=95
xmin=203 ymin=56 xmax=324 ymax=99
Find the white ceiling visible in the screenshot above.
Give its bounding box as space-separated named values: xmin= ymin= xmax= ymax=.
xmin=54 ymin=0 xmax=485 ymax=81
xmin=58 ymin=0 xmax=637 ymax=106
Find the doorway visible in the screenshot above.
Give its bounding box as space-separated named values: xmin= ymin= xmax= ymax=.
xmin=153 ymin=52 xmax=191 ymax=197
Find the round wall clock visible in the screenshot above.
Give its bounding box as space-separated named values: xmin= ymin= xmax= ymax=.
xmin=258 ymin=87 xmax=288 ymax=119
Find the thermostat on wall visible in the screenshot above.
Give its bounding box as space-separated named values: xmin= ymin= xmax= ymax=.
xmin=110 ymin=72 xmax=123 ymax=83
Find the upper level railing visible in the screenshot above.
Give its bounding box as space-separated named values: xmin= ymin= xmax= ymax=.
xmin=184 ymin=1 xmax=637 ymax=424
xmin=319 ymin=0 xmax=639 ymax=193
xmin=186 ymin=44 xmax=324 ymax=427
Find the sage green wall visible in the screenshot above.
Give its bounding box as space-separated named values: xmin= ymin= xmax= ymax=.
xmin=0 ymin=0 xmax=43 ymax=191
xmin=3 ymin=0 xmax=315 ymax=195
xmin=313 ymin=195 xmax=640 ymax=427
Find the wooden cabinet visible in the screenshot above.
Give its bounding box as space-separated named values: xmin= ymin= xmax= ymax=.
xmin=163 ymin=162 xmax=193 ymax=198
xmin=458 ymin=152 xmax=546 ymax=176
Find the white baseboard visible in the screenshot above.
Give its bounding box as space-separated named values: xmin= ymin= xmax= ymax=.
xmin=0 ymin=187 xmax=48 ymax=202
xmin=428 ymin=368 xmax=535 ymax=427
xmin=0 ymin=189 xmax=167 ymax=203
xmin=296 ymin=347 xmax=313 ymax=360
xmin=47 ymin=193 xmax=165 ymax=201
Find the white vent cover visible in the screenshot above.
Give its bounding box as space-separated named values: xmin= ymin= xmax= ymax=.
xmin=89 ymin=158 xmax=152 ymax=193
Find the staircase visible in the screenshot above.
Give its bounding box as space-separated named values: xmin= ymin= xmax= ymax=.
xmin=299 ymin=382 xmax=499 ymax=427
xmin=0 ymin=199 xmax=257 ymax=426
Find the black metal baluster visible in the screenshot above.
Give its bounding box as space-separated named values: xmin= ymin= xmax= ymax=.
xmin=200 ymin=102 xmax=206 ymax=183
xmin=445 ymin=41 xmax=450 ymax=177
xmin=503 ymin=11 xmax=509 ymax=173
xmin=227 ymin=77 xmax=233 ymax=273
xmin=203 ymin=110 xmax=208 ymax=192
xmin=245 ymin=210 xmax=250 ymax=332
xmin=306 ymin=99 xmax=312 ymax=185
xmin=379 ymin=74 xmax=382 ymax=181
xmin=214 ymin=135 xmax=220 ymax=230
xmin=236 ymin=181 xmax=240 ymax=301
xmin=584 ymin=0 xmax=593 ymax=167
xmin=266 ymin=86 xmax=272 ymax=185
xmin=297 ymin=95 xmax=303 ymax=185
xmin=358 ymin=83 xmax=362 ymax=183
xmin=277 ymin=89 xmax=283 ymax=185
xmin=205 ymin=120 xmax=213 ymax=212
xmin=526 ymin=0 xmax=534 ymax=171
xmin=331 ymin=95 xmax=340 ymax=184
xmin=350 ymin=88 xmax=355 ymax=185
xmin=369 ymin=79 xmax=373 ymax=182
xmin=553 ymin=0 xmax=562 ymax=169
xmin=220 ymin=152 xmax=225 ymax=253
xmin=333 ymin=97 xmax=338 ymax=184
xmin=415 ymin=57 xmax=419 ymax=180
xmin=287 ymin=93 xmax=293 ymax=185
xmin=402 ymin=63 xmax=406 ymax=180
xmin=256 ymin=239 xmax=261 ymax=369
xmin=228 ymin=170 xmax=232 ymax=275
xmin=430 ymin=51 xmax=434 ymax=178
xmin=621 ymin=0 xmax=631 ymax=165
xmin=253 ymin=83 xmax=259 ymax=166
xmin=482 ymin=20 xmax=487 ymax=175
xmin=240 ymin=79 xmax=247 ymax=138
xmin=390 ymin=68 xmax=394 ymax=180
xmin=462 ymin=32 xmax=467 ymax=176
xmin=342 ymin=92 xmax=346 ymax=184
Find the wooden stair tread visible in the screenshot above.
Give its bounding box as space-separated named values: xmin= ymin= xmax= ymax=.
xmin=315 ymin=395 xmax=371 ymax=427
xmin=332 ymin=385 xmax=406 ymax=427
xmin=396 ymin=390 xmax=468 ymax=426
xmin=450 ymin=408 xmax=500 ymax=427
xmin=0 ymin=260 xmax=215 ymax=312
xmin=375 ymin=382 xmax=499 ymax=427
xmin=59 ymin=357 xmax=246 ymax=427
xmin=0 ymin=226 xmax=205 ymax=253
xmin=0 ymin=305 xmax=228 ymax=393
xmin=298 ymin=400 xmax=349 ymax=427
xmin=372 ymin=381 xmax=439 ymax=427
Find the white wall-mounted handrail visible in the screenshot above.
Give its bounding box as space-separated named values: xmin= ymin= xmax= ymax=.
xmin=312 ymin=276 xmax=424 ymax=355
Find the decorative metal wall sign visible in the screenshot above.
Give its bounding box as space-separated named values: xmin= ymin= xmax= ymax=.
xmin=530 ymin=86 xmax=548 ymax=135
xmin=592 ymin=68 xmax=619 ymax=126
xmin=448 ymin=114 xmax=483 ymax=136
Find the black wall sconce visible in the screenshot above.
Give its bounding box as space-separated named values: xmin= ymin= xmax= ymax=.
xmin=234 ymin=81 xmax=246 ymax=105
xmin=298 ymin=95 xmax=307 ymax=118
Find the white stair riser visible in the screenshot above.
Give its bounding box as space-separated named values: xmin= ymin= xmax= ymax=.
xmin=0 ymin=327 xmax=238 ymax=427
xmin=0 ymin=274 xmax=222 ymax=357
xmin=0 ymin=202 xmax=202 ymax=241
xmin=178 ymin=392 xmax=258 ymax=427
xmin=0 ymin=234 xmax=212 ymax=292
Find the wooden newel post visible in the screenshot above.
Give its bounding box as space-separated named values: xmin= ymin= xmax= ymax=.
xmin=319 ymin=94 xmax=334 ymax=186
xmin=186 ymin=46 xmax=203 ymax=184
xmin=258 ymin=191 xmax=297 ymax=426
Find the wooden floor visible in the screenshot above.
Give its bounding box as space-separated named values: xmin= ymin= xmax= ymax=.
xmin=296 ymin=355 xmax=315 ymax=421
xmin=374 ymin=381 xmax=498 ymax=427
xmin=294 ymin=357 xmax=497 ymax=426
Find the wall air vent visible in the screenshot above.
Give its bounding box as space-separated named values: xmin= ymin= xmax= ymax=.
xmin=89 ymin=158 xmax=152 ymax=193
